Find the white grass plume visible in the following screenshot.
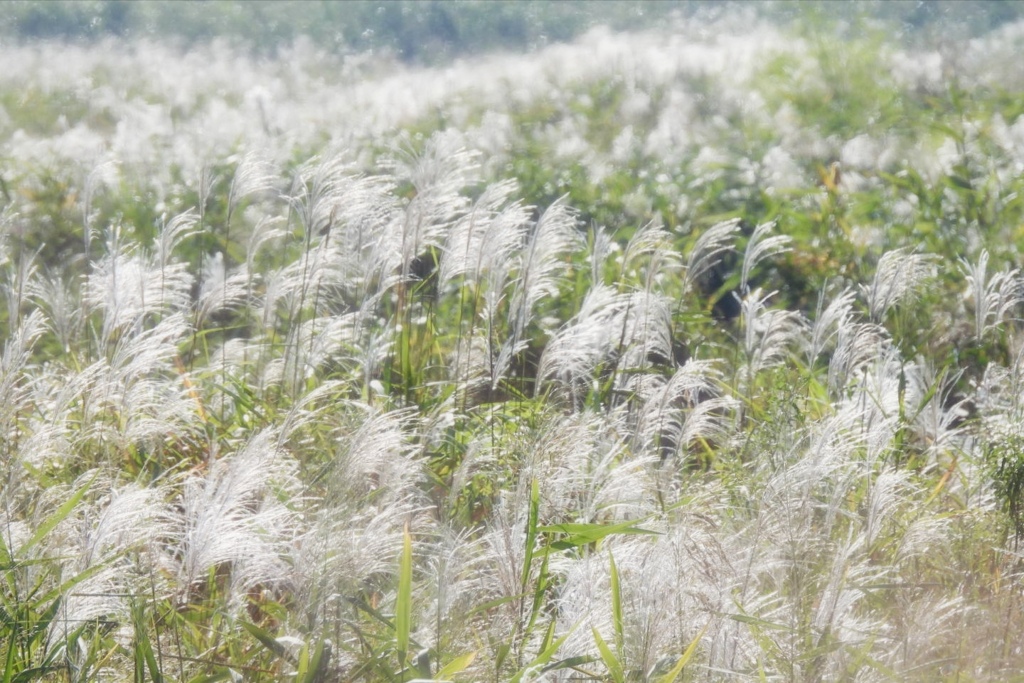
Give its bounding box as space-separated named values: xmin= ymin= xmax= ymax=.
xmin=508 ymin=196 xmax=582 ymax=345
xmin=0 ymin=309 xmax=46 ymax=442
xmin=327 ymin=403 xmax=423 ymax=506
xmin=87 ymin=223 xmax=194 ymax=341
xmin=903 ymin=359 xmax=967 ymax=465
xmin=621 ymin=220 xmax=681 ymax=292
xmin=740 ymin=221 xmax=791 ymax=295
xmin=684 ymin=218 xmax=742 ymax=292
xmin=864 ymin=248 xmax=936 ymax=323
xmin=633 ymin=359 xmax=734 ymax=462
xmin=827 ymin=320 xmax=889 ymax=396
xmin=809 ymin=286 xmax=857 ymax=363
xmin=175 ymin=428 xmax=302 ymax=599
xmin=195 ymin=252 xmax=248 ymax=329
xmin=536 ymin=410 xmax=655 ymax=523
xmin=438 ymin=178 xmax=529 ymax=288
xmin=375 ymin=134 xmax=475 ymax=283
xmin=28 ymin=270 xmax=81 ymax=352
xmin=960 ymin=248 xmax=1022 ymax=341
xmin=227 ymin=150 xmax=278 ymax=222
xmin=740 ymin=288 xmax=805 ymax=382
xmin=286 ymin=153 xmax=356 ymax=239
xmin=536 ymin=284 xmax=624 ymax=403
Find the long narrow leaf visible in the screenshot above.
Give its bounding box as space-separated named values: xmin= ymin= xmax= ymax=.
xmin=521 ymin=480 xmax=539 ymax=591
xmin=19 ymin=479 xmax=92 ymax=555
xmin=395 ymin=523 xmax=414 ymax=666
xmin=609 ymin=551 xmax=623 ymax=653
xmin=655 ymin=624 xmax=707 ymax=683
xmin=592 ymin=627 xmax=624 ymax=683
xmin=511 ymin=622 xmax=577 ymax=683
xmin=435 ymin=651 xmax=476 ymax=680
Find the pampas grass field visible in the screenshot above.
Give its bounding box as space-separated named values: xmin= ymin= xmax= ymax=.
xmin=4 ymin=2 xmax=1024 ymax=680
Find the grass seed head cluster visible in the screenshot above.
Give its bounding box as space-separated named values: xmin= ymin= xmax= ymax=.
xmin=3 ymin=6 xmax=1024 ymax=682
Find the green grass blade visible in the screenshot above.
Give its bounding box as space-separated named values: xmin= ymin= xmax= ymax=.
xmin=608 ymin=550 xmax=623 ymax=653
xmin=395 ymin=523 xmax=413 ymax=667
xmin=655 ymin=624 xmax=707 ymax=683
xmin=19 ymin=478 xmax=92 ymax=555
xmin=241 ymin=620 xmax=289 ymax=660
xmin=3 ymin=626 xmax=17 ymax=683
xmin=185 ymin=673 xmax=231 ymax=683
xmin=592 ymin=627 xmax=624 ymax=683
xmin=131 ymin=600 xmax=163 ymax=683
xmin=435 ymin=651 xmax=476 ymax=679
xmin=521 ymin=480 xmax=539 ymax=592
xmin=511 ymin=622 xmax=576 ymax=683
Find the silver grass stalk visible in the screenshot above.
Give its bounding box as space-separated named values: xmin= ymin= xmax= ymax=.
xmin=296 ymin=499 xmax=419 ymax=626
xmin=195 ymin=253 xmax=249 ymax=328
xmin=420 ymin=526 xmax=490 ymax=658
xmin=683 ymin=218 xmax=742 ymax=292
xmin=56 ymin=482 xmax=176 ymax=638
xmin=809 ymin=286 xmax=856 ymax=363
xmin=4 ymin=247 xmax=39 ymax=334
xmin=960 ymin=248 xmax=1022 ymax=341
xmin=621 ymin=220 xmax=681 ymax=292
xmin=28 ymin=270 xmax=81 ymax=353
xmin=864 ymin=468 xmax=909 ymax=548
xmin=328 ymin=404 xmax=424 ymax=506
xmin=864 ymin=248 xmax=936 ymax=323
xmin=739 ymin=288 xmax=805 ymax=384
xmin=589 ymin=226 xmax=615 ymax=287
xmin=612 ymin=291 xmax=676 ymax=392
xmin=226 ymin=150 xmax=278 ymax=223
xmin=81 ymin=161 xmax=119 ymax=260
xmin=245 ymin=215 xmax=287 ymax=275
xmin=633 ymin=359 xmax=729 ymax=460
xmin=0 ymin=309 xmax=47 ymax=462
xmin=903 ymin=360 xmax=967 ymax=465
xmin=740 ymin=221 xmax=791 ymax=296
xmin=87 ymin=224 xmax=194 ymax=341
xmin=438 ymin=178 xmax=527 ymax=287
xmin=375 ymin=135 xmax=475 ymax=283
xmin=19 ymin=361 xmax=106 ymax=471
xmin=507 ymin=196 xmax=582 ymax=347
xmin=536 ymin=284 xmax=625 ymax=404
xmin=286 ymin=153 xmax=356 ymax=240
xmin=827 ymin=320 xmax=889 ymax=396
xmin=175 ymin=428 xmax=302 ymax=599
xmin=807 ymin=535 xmax=884 ymax=679
xmin=104 ymin=315 xmax=198 ymax=447
xmin=155 ymin=209 xmax=199 ymax=274
xmin=277 ymin=313 xmax=359 ymax=394
xmin=535 ymin=411 xmax=655 ymax=523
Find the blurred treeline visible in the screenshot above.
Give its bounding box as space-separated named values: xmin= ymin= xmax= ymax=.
xmin=2 ymin=0 xmax=1023 ymax=63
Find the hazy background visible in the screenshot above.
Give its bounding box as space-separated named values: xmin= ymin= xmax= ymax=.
xmin=3 ymin=0 xmax=1023 ymax=63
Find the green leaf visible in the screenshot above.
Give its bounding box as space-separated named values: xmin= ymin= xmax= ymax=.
xmin=395 ymin=523 xmax=414 ymax=666
xmin=131 ymin=601 xmax=163 ymax=683
xmin=727 ymin=613 xmax=792 ymax=631
xmin=592 ymin=627 xmax=624 ymax=683
xmin=185 ymin=673 xmax=232 ymax=683
xmin=510 ymin=622 xmax=576 ymax=683
xmin=609 ymin=551 xmax=623 ymax=652
xmin=241 ymin=620 xmax=289 ymax=660
xmin=537 ymin=519 xmax=658 ymax=552
xmin=19 ymin=478 xmax=92 ymax=555
xmin=299 ymin=638 xmax=331 ymax=683
xmin=540 ymin=655 xmax=597 ymax=673
xmin=655 ymin=624 xmax=707 ymax=683
xmin=435 ymin=651 xmax=476 ymax=679
xmin=521 ymin=480 xmax=539 ymax=592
